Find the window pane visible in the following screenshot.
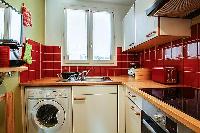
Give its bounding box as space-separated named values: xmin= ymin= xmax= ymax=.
xmin=172 ymin=46 xmax=182 ymax=60
xmin=93 ymin=11 xmax=112 ymax=60
xmin=10 ymin=9 xmax=22 ymax=43
xmin=0 ymin=8 xmax=4 ymax=39
xmin=187 ymin=42 xmax=197 ymax=58
xmin=66 ymin=9 xmax=88 ymax=60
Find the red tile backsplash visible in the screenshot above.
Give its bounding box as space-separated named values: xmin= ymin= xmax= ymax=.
xmin=44 ymin=70 xmax=54 ymax=77
xmin=20 ymin=23 xmax=200 ymax=87
xmin=44 ymin=54 xmax=54 ymax=61
xmin=53 ymin=54 xmax=61 ymax=61
xmin=53 ymin=47 xmax=133 ymax=77
xmin=0 ymin=46 xmax=10 ymax=67
xmin=133 ymin=23 xmax=200 ymax=88
xmin=20 ymin=39 xmax=42 ymax=83
xmin=20 ymin=70 xmax=29 ymax=83
xmin=53 ymin=46 xmax=61 ymax=53
xmin=191 ymin=24 xmax=198 ymax=40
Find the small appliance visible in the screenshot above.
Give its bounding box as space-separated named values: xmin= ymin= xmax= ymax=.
xmin=152 ymin=67 xmax=177 ymax=84
xmin=26 ymin=87 xmax=72 ymax=133
xmin=128 ymin=62 xmax=139 ymax=76
xmin=0 ymin=39 xmax=25 ymax=67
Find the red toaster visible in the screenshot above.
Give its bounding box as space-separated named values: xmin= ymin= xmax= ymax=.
xmin=152 ymin=67 xmax=177 ymax=84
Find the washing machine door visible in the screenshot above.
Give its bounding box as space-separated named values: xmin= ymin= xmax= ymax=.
xmin=32 ymin=100 xmax=66 ymax=131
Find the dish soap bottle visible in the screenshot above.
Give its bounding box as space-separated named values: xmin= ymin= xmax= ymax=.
xmin=128 ymin=63 xmax=139 ymax=77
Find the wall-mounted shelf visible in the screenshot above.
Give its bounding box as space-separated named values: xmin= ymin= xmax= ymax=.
xmin=0 ymin=66 xmax=28 ymax=85
xmin=126 ymin=36 xmax=183 ymax=52
xmin=0 ymin=66 xmax=28 ymax=73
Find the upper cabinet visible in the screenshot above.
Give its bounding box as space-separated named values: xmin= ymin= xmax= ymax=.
xmin=123 ymin=5 xmax=135 ymax=51
xmin=135 ymin=0 xmax=157 ymax=45
xmin=123 ymin=0 xmax=191 ymax=52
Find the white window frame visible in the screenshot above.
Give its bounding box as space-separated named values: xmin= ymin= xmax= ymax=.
xmin=63 ymin=7 xmax=116 ymax=66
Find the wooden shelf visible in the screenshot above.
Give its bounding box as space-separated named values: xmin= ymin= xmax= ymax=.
xmin=126 ymin=35 xmax=185 ymax=52
xmin=0 ymin=66 xmax=28 ymax=73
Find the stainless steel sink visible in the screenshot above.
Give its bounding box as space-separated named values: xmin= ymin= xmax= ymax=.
xmin=57 ymin=76 xmax=112 ymax=82
xmin=82 ymin=76 xmax=112 ymax=82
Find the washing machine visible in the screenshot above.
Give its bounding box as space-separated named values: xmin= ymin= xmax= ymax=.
xmin=26 ymin=87 xmax=72 ymax=133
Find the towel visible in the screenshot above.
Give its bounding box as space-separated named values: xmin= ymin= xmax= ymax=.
xmin=23 ymin=43 xmax=32 ymax=64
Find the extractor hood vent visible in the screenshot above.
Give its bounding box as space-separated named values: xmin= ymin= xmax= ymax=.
xmin=146 ymin=0 xmax=200 ymax=19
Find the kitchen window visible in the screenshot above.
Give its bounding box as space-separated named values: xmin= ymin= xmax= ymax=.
xmin=64 ymin=8 xmax=115 ymax=65
xmin=0 ymin=8 xmax=4 ymax=39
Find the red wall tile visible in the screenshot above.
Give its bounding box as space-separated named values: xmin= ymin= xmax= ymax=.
xmin=44 ymin=62 xmax=54 ymax=69
xmin=121 ymin=68 xmax=128 ymax=75
xmin=54 ymin=54 xmax=61 ymax=61
xmin=117 ymin=47 xmax=122 ymax=54
xmin=45 ymin=46 xmax=54 ymax=53
xmin=36 ymin=70 xmax=40 ymax=79
xmin=20 ymin=71 xmax=29 ymax=83
xmin=54 ymin=62 xmax=61 ymax=70
xmin=44 ymin=70 xmax=54 ymax=77
xmin=198 ymin=24 xmax=200 ymax=39
xmin=144 ymin=49 xmax=150 ymax=61
xmin=191 ymin=24 xmax=198 ymax=40
xmin=62 ymin=66 xmax=69 ymax=72
xmin=44 ymin=54 xmax=54 ymax=61
xmin=117 ymin=54 xmax=122 ymax=61
xmin=28 ymin=71 xmax=36 ymax=81
xmin=53 ymin=46 xmax=61 ymax=53
xmin=53 ymin=70 xmax=61 ymax=77
xmin=115 ymin=69 xmax=122 ymax=76
xmin=121 ymin=54 xmax=128 ymax=61
xmin=100 ymin=67 xmax=107 ymax=76
xmin=20 ymin=39 xmax=42 ymax=82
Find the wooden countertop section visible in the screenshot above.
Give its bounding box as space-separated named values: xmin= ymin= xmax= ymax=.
xmin=111 ymin=76 xmax=200 ymax=133
xmin=20 ymin=77 xmax=121 ymax=86
xmin=20 ymin=76 xmax=200 ymax=132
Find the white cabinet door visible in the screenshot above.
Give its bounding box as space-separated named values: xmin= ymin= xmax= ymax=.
xmin=126 ymin=97 xmax=141 ymax=133
xmin=118 ymin=85 xmax=126 ymax=133
xmin=135 ymin=0 xmax=157 ymax=45
xmin=123 ymin=5 xmax=135 ymax=51
xmin=73 ymin=86 xmax=118 ymax=133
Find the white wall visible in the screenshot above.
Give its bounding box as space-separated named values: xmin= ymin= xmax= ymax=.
xmin=45 ymin=0 xmax=131 ymax=47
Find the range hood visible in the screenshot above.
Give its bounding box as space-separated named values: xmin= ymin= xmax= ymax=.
xmin=146 ymin=0 xmax=200 ymax=19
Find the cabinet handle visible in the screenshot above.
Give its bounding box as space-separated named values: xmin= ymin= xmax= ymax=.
xmin=128 ymin=92 xmax=136 ymax=98
xmin=146 ymin=31 xmax=156 ymax=38
xmin=74 ymin=97 xmax=86 ymax=101
xmin=129 ymin=43 xmax=134 ymax=46
xmin=131 ymin=106 xmax=134 ymax=109
xmin=135 ymin=112 xmax=140 ymax=116
xmin=131 ymin=106 xmax=140 ymax=116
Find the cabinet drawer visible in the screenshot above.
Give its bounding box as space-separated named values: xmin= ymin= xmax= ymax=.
xmin=127 ymin=98 xmax=141 ymax=117
xmin=72 ymin=85 xmax=117 ymax=95
xmin=126 ymin=97 xmax=141 ymax=133
xmin=127 ymin=88 xmax=142 ymax=109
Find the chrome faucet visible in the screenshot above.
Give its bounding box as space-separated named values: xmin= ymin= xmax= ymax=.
xmin=79 ymin=69 xmax=91 ymax=80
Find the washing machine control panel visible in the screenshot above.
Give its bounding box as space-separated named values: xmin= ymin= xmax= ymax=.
xmin=26 ymin=87 xmax=71 ymax=98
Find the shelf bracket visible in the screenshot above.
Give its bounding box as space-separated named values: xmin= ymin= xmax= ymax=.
xmin=0 ymin=72 xmax=14 ymax=85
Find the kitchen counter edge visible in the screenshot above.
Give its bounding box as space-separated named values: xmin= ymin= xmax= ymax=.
xmin=20 ymin=76 xmax=200 ymax=132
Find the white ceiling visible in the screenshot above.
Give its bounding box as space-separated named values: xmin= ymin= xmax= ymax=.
xmin=77 ymin=0 xmax=133 ymax=6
